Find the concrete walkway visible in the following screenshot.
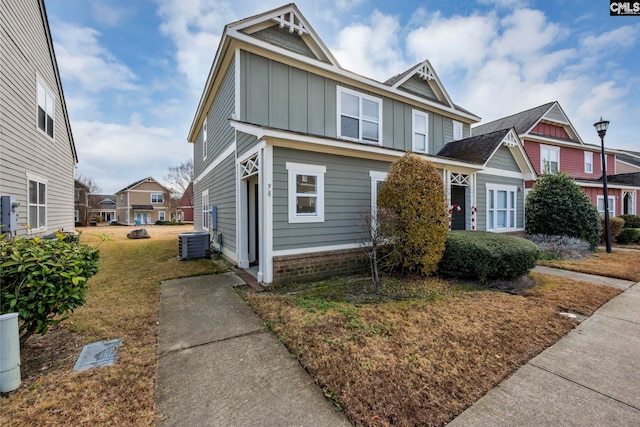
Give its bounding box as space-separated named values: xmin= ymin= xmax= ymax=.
xmin=449 ymin=267 xmax=640 ymax=426
xmin=154 ymin=273 xmax=350 ymax=427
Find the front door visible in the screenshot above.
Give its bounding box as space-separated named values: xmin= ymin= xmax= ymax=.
xmin=247 ymin=178 xmax=259 ymax=265
xmin=451 ymin=186 xmax=466 ymax=230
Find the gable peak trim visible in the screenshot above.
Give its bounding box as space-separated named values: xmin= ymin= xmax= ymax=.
xmin=273 ymin=11 xmax=308 ymax=36
xmin=416 ymin=63 xmax=435 ymax=81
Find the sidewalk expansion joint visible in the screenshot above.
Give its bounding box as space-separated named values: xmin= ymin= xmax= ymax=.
xmin=599 ymin=312 xmax=640 ymax=326
xmin=159 ymin=328 xmax=269 ymax=357
xmin=528 ymin=363 xmax=640 ymax=411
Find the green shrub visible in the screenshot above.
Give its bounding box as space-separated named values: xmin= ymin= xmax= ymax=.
xmin=438 ymin=231 xmax=540 ymax=282
xmin=601 ymin=216 xmax=625 ymax=242
xmin=155 ymin=220 xmax=184 ymax=225
xmin=619 ymin=214 xmax=640 ymax=228
xmin=525 ymin=173 xmax=601 ymax=249
xmin=616 ymin=228 xmax=640 ymax=244
xmin=0 ymin=235 xmax=100 ymax=343
xmin=377 ymin=153 xmax=448 ymax=275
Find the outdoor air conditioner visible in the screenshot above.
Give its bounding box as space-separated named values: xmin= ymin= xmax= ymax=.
xmin=178 ymin=231 xmax=210 ymax=260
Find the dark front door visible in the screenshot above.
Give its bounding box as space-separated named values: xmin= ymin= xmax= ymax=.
xmin=451 ymin=186 xmax=466 ymax=231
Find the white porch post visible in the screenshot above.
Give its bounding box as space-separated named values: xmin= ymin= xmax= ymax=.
xmin=237 ymin=164 xmax=249 ymax=269
xmin=262 ymin=144 xmax=274 ymax=284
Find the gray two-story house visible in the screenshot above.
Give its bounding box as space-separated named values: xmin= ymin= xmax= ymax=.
xmin=188 ymin=3 xmax=535 ymax=284
xmin=1 ymin=0 xmax=77 ymax=236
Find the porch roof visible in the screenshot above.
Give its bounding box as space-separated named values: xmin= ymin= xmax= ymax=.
xmin=131 ymin=204 xmax=154 ymax=210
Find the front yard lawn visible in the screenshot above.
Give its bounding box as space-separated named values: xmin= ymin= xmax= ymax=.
xmin=247 ymin=272 xmax=621 ymax=426
xmin=539 ymin=249 xmax=640 ymax=281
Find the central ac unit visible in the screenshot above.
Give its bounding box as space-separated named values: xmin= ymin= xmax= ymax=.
xmin=178 ymin=231 xmax=210 ymax=260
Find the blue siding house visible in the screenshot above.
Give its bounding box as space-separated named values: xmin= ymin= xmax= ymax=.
xmin=188 ymin=3 xmax=535 ymax=284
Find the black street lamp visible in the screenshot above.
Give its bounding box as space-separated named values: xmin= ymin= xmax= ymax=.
xmin=593 ymin=117 xmax=611 ymax=253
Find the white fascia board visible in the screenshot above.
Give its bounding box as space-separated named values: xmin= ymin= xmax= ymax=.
xmin=575 ymin=180 xmax=640 ymax=190
xmin=478 ymin=168 xmax=527 ymax=180
xmin=229 ymin=120 xmax=482 ymax=171
xmin=227 ymin=32 xmax=481 ymax=123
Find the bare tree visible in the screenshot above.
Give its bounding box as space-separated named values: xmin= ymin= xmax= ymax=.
xmin=359 ymin=207 xmax=398 ymax=295
xmin=75 ymin=173 xmax=103 ymax=225
xmin=75 ymin=173 xmax=102 ymax=194
xmin=164 ymin=159 xmax=194 ymax=201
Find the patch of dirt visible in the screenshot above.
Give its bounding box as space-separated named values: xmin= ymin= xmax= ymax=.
xmin=486 ymin=275 xmax=538 ymax=295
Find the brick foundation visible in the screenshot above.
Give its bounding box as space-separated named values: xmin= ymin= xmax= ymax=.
xmin=272 ymin=247 xmax=369 ymax=284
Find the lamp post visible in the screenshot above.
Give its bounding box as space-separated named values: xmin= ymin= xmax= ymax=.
xmin=593 ymin=118 xmax=611 ymax=253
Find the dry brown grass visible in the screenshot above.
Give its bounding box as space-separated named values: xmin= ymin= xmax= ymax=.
xmin=248 ymin=273 xmax=621 ymax=426
xmin=539 ymin=249 xmax=640 ymax=282
xmin=0 ymin=225 xmax=229 ymax=426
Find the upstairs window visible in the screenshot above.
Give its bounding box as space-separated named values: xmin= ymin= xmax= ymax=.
xmin=541 ymin=145 xmax=559 ymax=174
xmin=412 ymin=110 xmax=429 ymax=153
xmin=202 ymin=117 xmax=208 ymax=160
xmin=584 ymin=152 xmax=593 ymax=174
xmin=453 ymin=120 xmax=463 ymax=141
xmin=37 ymin=80 xmax=55 ymax=138
xmin=151 ymin=193 xmax=164 ymax=204
xmin=337 ymin=87 xmax=381 ymax=144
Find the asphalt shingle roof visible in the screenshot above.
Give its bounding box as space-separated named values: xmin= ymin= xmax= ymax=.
xmin=472 ymin=102 xmax=555 ymax=136
xmin=437 ymin=128 xmax=511 ymax=165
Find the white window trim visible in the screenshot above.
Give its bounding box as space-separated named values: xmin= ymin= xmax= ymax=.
xmin=584 ymin=151 xmax=593 ymax=174
xmin=412 ymin=109 xmax=429 ymax=153
xmin=486 ymin=184 xmax=518 ymax=232
xmin=286 ymin=162 xmax=326 ymax=223
xmin=26 ymin=172 xmax=48 ymax=231
xmin=370 ymin=171 xmax=388 ymax=230
xmin=453 ymin=120 xmax=463 ymax=141
xmin=202 ymin=189 xmax=209 ymax=231
xmin=597 ymin=195 xmax=615 ymax=216
xmin=151 ymin=193 xmax=164 ymax=204
xmin=158 ymin=211 xmax=166 ymax=221
xmin=337 ymin=86 xmax=382 ymax=145
xmin=202 ymin=116 xmax=208 ymax=160
xmin=36 ymin=77 xmax=55 ymax=139
xmin=540 ymin=145 xmax=560 ymax=174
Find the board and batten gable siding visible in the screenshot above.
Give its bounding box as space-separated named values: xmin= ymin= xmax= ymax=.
xmin=272 ymin=147 xmax=389 ymax=251
xmin=194 ymin=57 xmax=235 ymax=178
xmin=194 ymin=154 xmax=237 ymax=254
xmin=475 ymin=173 xmax=525 ymax=231
xmin=0 ymin=0 xmax=75 ymax=236
xmin=486 ymin=146 xmax=520 ymax=172
xmin=239 ymin=51 xmax=463 ymax=155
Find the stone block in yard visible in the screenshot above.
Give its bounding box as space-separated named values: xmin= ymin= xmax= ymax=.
xmin=127 ymin=228 xmax=151 ymax=239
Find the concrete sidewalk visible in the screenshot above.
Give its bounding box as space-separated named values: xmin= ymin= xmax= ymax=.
xmin=449 ymin=268 xmax=640 ymax=426
xmin=154 ymin=273 xmax=350 ymax=427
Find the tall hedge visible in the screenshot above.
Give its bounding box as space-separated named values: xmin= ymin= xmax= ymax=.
xmin=0 ymin=236 xmax=99 ymax=343
xmin=377 ymin=153 xmax=448 ymax=275
xmin=525 ymin=173 xmax=601 ymax=249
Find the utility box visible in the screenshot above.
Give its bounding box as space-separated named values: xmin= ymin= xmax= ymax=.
xmin=1 ymin=196 xmax=20 ymax=234
xmin=210 ymin=206 xmax=217 ymax=230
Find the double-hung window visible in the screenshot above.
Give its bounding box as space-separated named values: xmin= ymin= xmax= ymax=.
xmin=541 ymin=145 xmax=559 ymax=174
xmin=151 ymin=193 xmax=164 ymax=204
xmin=37 ymin=80 xmax=55 ymax=138
xmin=487 ymin=185 xmax=517 ymax=231
xmin=28 ymin=176 xmax=47 ymax=230
xmin=202 ymin=117 xmax=208 ymax=160
xmin=412 ymin=110 xmax=428 ymax=153
xmin=584 ymin=152 xmax=593 ymax=174
xmin=597 ymin=196 xmax=615 ymax=216
xmin=286 ymin=162 xmax=326 ymax=223
xmin=202 ymin=190 xmax=209 ymax=230
xmin=158 ymin=211 xmax=166 ymax=221
xmin=337 ymin=87 xmax=381 ymax=144
xmin=453 ymin=120 xmax=463 ymax=141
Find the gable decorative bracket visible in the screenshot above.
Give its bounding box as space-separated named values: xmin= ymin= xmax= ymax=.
xmin=416 ymin=63 xmax=434 ymax=81
xmin=273 ymin=12 xmax=308 ymax=36
xmin=503 ymin=132 xmax=517 ymax=148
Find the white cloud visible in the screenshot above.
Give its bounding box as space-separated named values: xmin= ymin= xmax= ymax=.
xmin=580 ymin=25 xmax=640 ymax=52
xmin=52 ymin=21 xmax=138 ymax=92
xmin=332 ymin=11 xmax=408 ymax=81
xmin=91 ymin=0 xmax=131 ymax=27
xmin=491 ymin=9 xmax=565 ymax=60
xmin=73 ymin=120 xmax=192 ymax=193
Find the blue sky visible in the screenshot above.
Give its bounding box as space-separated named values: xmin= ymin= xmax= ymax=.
xmin=44 ymin=0 xmax=640 ymax=194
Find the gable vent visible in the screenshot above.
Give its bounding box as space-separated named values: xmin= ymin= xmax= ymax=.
xmin=416 ymin=63 xmax=435 ymax=81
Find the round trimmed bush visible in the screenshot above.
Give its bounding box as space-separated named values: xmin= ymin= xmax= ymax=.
xmin=619 ymin=214 xmax=640 ymax=228
xmin=525 ymin=173 xmax=601 ymax=249
xmin=438 ymin=231 xmax=540 ymax=281
xmin=616 ymin=228 xmax=640 ymax=244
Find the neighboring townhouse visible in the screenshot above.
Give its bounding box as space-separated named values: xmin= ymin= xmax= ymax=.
xmin=176 ymin=182 xmax=194 ymax=223
xmin=88 ymin=194 xmax=117 ymax=224
xmin=115 ymin=177 xmax=171 ymax=225
xmin=473 ymin=101 xmax=640 ymax=217
xmin=188 ymin=4 xmax=534 ymax=284
xmin=0 ymin=0 xmax=77 ymax=236
xmin=74 ymin=180 xmax=89 ymax=226
xmin=616 ymin=151 xmax=640 ymax=174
